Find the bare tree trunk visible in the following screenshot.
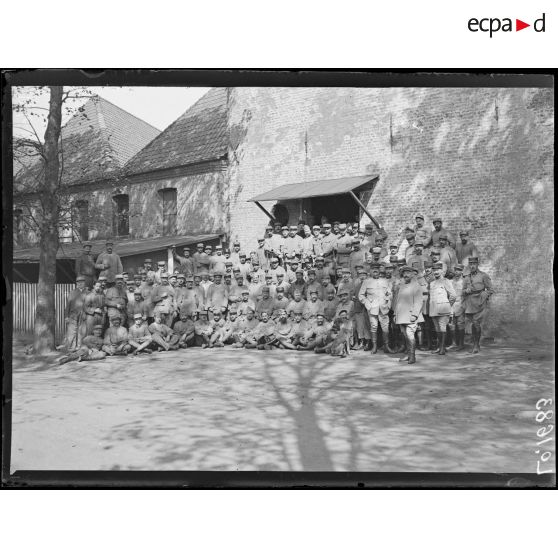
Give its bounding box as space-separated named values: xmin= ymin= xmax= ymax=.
xmin=33 ymin=86 xmax=63 ymax=354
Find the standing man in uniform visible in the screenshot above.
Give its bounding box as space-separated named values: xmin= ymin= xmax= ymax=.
xmin=455 ymin=231 xmax=479 ymax=269
xmin=428 ymin=262 xmax=456 ymax=355
xmin=210 ymin=245 xmax=227 ymax=274
xmin=255 ymin=237 xmax=270 ymax=270
xmin=105 ymin=274 xmax=128 ymax=326
xmin=94 ymin=240 xmax=123 ymax=287
xmin=127 ymin=289 xmax=150 ymax=325
xmin=206 ymin=272 xmax=228 ymax=318
xmin=83 ymin=279 xmax=106 ymax=336
xmin=348 ymin=239 xmax=365 ymax=279
xmin=64 ymin=275 xmax=88 ymax=350
xmin=358 ymin=262 xmax=392 ymax=354
xmin=173 ymin=246 xmax=195 ymax=277
xmin=407 ymin=242 xmax=430 ymax=273
xmin=285 ymin=225 xmax=303 ymax=256
xmin=192 ymin=243 xmax=205 ymax=274
xmin=75 ymin=242 xmax=96 ymax=289
xmin=439 ymin=234 xmax=457 ymax=276
xmin=151 ymin=272 xmax=176 ymax=326
xmin=449 ymin=263 xmax=466 ymax=351
xmin=320 ymin=223 xmax=338 ymax=281
xmin=178 ymin=275 xmax=200 ymax=318
xmin=462 ymin=256 xmax=493 ymax=354
xmin=394 ymin=266 xmax=424 ymax=364
xmin=430 ymin=217 xmax=456 ymax=248
xmin=413 ymin=214 xmax=431 ymax=247
xmin=153 ymin=261 xmax=167 ymax=284
xmin=143 ymin=259 xmax=156 ymax=284
xmin=335 ymin=224 xmax=353 ymax=272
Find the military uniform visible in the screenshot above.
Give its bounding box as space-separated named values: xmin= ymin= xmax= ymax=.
xmin=462 ymin=257 xmax=493 ymax=353
xmin=335 ymin=227 xmax=353 ymax=270
xmin=394 ymin=266 xmax=424 ymax=364
xmin=95 ymin=242 xmax=123 ymax=285
xmin=428 ymin=262 xmax=456 ymax=355
xmin=149 ymin=319 xmax=179 ymax=350
xmin=449 ymin=264 xmax=466 ymax=350
xmin=358 ymin=267 xmax=392 ymax=353
xmin=83 ymin=287 xmax=105 ymax=336
xmin=206 ymin=275 xmax=228 ymax=316
xmin=272 ymin=290 xmax=290 ymax=318
xmin=150 ymin=275 xmax=176 ymax=326
xmin=413 ymin=214 xmax=432 ymax=247
xmin=255 ymin=239 xmax=270 ymax=270
xmin=299 ymin=316 xmax=331 ymax=350
xmin=173 ymin=317 xmax=196 ymax=347
xmin=429 ymin=218 xmax=456 ymax=248
xmin=284 ymin=228 xmax=303 ymax=255
xmin=127 ymin=291 xmax=150 ymax=325
xmin=75 ymin=244 xmax=96 ymax=289
xmin=64 ymin=278 xmax=88 ymax=350
xmin=348 ymin=243 xmax=366 ymax=278
xmin=80 ymin=328 xmax=107 ymax=361
xmin=303 ymin=296 xmax=325 ymax=322
xmin=255 ymin=291 xmax=275 ymax=319
xmin=174 ymin=250 xmax=195 ymax=277
xmin=102 ymin=317 xmax=131 ymax=355
xmin=455 ymin=231 xmax=479 ymax=268
xmin=128 ymin=314 xmax=153 ymax=354
xmin=320 ymin=227 xmax=338 ymax=279
xmin=352 ymin=275 xmax=371 ymax=346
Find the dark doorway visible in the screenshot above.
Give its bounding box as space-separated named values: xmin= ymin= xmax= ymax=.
xmin=309 ymin=194 xmax=360 ymax=226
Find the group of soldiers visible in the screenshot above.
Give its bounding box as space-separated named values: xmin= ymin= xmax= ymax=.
xmin=60 ymin=215 xmax=493 ymax=365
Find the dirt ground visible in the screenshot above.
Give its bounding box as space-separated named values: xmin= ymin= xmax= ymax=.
xmin=9 ymin=340 xmax=555 ymax=473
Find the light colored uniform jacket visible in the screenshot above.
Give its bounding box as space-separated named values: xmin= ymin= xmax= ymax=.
xmin=394 ymin=281 xmax=424 ymax=324
xmin=428 ymin=278 xmax=456 ymax=316
xmin=358 ymin=277 xmax=392 ymax=315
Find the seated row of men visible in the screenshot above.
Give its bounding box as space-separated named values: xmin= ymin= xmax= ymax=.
xmin=59 ymin=305 xmax=355 ymax=364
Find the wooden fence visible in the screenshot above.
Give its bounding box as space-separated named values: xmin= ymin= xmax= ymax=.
xmin=13 ymin=282 xmax=74 ymax=343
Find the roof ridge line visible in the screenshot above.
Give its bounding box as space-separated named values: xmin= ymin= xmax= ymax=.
xmin=93 ymin=94 xmax=161 ymax=133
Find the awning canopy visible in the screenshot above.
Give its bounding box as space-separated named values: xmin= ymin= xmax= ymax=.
xmin=13 ymin=232 xmax=223 ymax=263
xmin=249 ymin=174 xmax=378 ymax=202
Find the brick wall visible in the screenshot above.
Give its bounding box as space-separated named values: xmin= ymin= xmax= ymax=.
xmin=226 ymin=87 xmax=554 ymax=340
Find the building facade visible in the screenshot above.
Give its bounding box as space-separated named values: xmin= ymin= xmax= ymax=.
xmin=225 ymin=87 xmax=554 ymax=340
xmin=13 ymin=87 xmax=554 ymax=340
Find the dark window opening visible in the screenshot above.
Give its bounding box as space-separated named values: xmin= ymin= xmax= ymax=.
xmin=14 ymin=208 xmax=24 ymax=243
xmin=74 ymin=200 xmax=89 ymax=241
xmin=113 ymin=194 xmax=129 ymax=237
xmin=308 ymin=194 xmax=360 ymax=227
xmin=160 ymin=188 xmax=177 ymax=236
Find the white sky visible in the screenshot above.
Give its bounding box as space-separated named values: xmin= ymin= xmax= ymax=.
xmin=12 ymin=86 xmax=211 ymax=140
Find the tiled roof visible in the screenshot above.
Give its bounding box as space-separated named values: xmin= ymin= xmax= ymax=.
xmin=13 ymin=233 xmax=223 ymax=262
xmin=124 ymin=87 xmax=228 ymax=176
xmin=14 ymin=96 xmax=161 ymax=189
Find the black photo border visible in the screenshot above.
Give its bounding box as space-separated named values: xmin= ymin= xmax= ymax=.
xmin=2 ymin=69 xmax=556 ymax=488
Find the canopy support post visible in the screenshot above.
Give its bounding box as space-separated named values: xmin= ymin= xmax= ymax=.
xmin=349 ymin=190 xmax=382 ymax=229
xmin=254 ymin=201 xmax=274 ymax=221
